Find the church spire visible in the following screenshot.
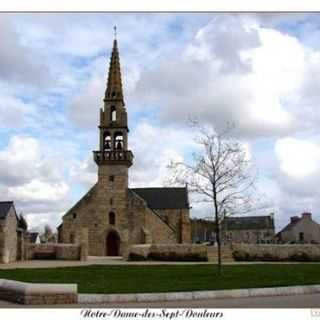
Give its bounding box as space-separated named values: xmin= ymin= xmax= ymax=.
xmin=105 ymin=27 xmax=124 ymax=104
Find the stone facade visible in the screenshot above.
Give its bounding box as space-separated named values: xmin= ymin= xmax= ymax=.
xmin=191 ymin=218 xmax=216 ymax=243
xmin=0 ymin=206 xmax=18 ymax=263
xmin=276 ymin=212 xmax=320 ymax=244
xmin=0 ymin=202 xmax=27 ymax=264
xmin=58 ymin=38 xmax=191 ymax=257
xmin=222 ymin=215 xmax=275 ymax=244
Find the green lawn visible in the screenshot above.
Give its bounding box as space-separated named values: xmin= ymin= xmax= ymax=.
xmin=0 ymin=264 xmax=319 ymax=294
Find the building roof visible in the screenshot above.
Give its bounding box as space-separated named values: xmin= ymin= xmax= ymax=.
xmin=223 ymin=215 xmax=274 ymax=230
xmin=130 ymin=187 xmax=189 ymax=210
xmin=0 ymin=201 xmax=14 ymax=219
xmin=29 ymin=232 xmax=39 ymax=243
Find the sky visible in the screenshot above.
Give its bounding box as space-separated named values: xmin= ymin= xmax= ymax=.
xmin=1 ymin=13 xmax=320 ymax=232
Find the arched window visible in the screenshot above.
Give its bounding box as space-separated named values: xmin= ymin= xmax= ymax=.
xmin=114 ymin=132 xmax=123 ymax=150
xmin=109 ymin=212 xmax=116 ymax=225
xmin=111 ymin=106 xmax=116 ymax=122
xmin=103 ymin=132 xmax=112 ymax=151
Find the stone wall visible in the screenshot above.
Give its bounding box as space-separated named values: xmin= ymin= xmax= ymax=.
xmin=155 ymin=208 xmax=191 ymax=243
xmin=145 ymin=207 xmax=177 ymax=244
xmin=0 ymin=279 xmax=77 ymax=305
xmin=233 ymin=244 xmax=320 ymax=259
xmin=25 ymin=243 xmax=82 ymax=261
xmin=127 ymin=243 xmax=207 ymax=260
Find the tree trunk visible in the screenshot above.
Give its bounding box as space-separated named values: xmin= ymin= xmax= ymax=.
xmin=215 ymin=210 xmax=222 ymax=275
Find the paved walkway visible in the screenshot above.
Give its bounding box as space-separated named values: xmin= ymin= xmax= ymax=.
xmin=0 ymin=257 xmax=320 ymax=269
xmin=1 ymin=293 xmax=319 ymax=308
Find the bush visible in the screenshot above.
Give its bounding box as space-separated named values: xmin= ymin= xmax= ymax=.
xmin=147 ymin=251 xmax=208 ymax=262
xmin=232 ymin=250 xmax=250 ymax=261
xmin=128 ymin=252 xmax=147 ymax=261
xmin=232 ymin=249 xmax=320 ymax=262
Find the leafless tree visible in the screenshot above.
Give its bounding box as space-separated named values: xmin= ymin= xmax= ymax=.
xmin=41 ymin=224 xmax=55 ymax=243
xmin=168 ymin=121 xmax=263 ymax=275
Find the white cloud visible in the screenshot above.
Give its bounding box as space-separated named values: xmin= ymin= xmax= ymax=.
xmin=130 ymin=122 xmax=194 ymax=187
xmin=275 ymin=137 xmax=320 ymax=178
xmin=0 ymin=135 xmax=63 ymax=186
xmin=0 ymin=16 xmax=51 ymax=86
xmin=8 ymin=180 xmax=69 ymax=203
xmin=133 ymin=16 xmax=316 ymax=138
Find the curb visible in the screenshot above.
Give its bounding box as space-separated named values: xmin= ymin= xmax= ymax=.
xmin=78 ymin=285 xmax=320 ymax=304
xmin=0 ymin=279 xmax=78 ymax=304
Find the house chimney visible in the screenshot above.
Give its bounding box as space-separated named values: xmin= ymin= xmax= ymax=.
xmin=290 ymin=216 xmax=299 ymax=223
xmin=302 ymin=212 xmax=312 ymax=219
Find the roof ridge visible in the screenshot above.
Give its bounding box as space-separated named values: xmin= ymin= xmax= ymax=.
xmin=130 ymin=187 xmax=186 ymax=189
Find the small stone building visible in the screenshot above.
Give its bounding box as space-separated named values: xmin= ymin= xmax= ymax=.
xmin=0 ymin=201 xmax=27 ymax=263
xmin=58 ymin=38 xmax=191 ymax=257
xmin=190 ymin=218 xmax=216 ymax=243
xmin=221 ymin=215 xmax=275 ymax=244
xmin=276 ymin=212 xmax=320 ymax=244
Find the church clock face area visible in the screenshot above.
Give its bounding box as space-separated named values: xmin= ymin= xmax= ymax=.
xmin=58 ymin=33 xmax=191 ymax=257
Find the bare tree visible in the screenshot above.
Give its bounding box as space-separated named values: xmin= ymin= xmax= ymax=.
xmin=41 ymin=224 xmax=55 ymax=243
xmin=168 ymin=121 xmax=262 ymax=275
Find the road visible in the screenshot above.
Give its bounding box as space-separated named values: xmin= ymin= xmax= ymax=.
xmin=0 ymin=293 xmax=319 ymax=308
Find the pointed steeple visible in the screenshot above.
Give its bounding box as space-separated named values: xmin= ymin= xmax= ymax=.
xmin=105 ymin=31 xmax=124 ymax=104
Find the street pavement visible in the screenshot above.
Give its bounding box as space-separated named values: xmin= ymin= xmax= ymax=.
xmin=0 ymin=293 xmax=319 ymax=308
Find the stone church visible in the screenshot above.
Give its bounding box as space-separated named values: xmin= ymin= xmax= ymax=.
xmin=58 ymin=37 xmax=191 ymax=256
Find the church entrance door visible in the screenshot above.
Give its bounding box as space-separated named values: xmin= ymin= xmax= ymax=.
xmin=106 ymin=231 xmax=120 ymax=256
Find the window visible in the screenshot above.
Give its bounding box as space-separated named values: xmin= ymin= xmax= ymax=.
xmin=299 ymin=232 xmax=304 ymax=242
xmin=111 ymin=106 xmax=116 ymax=122
xmin=103 ymin=132 xmax=112 ymax=151
xmin=109 ymin=212 xmax=115 ymax=225
xmin=70 ymin=234 xmax=75 ymax=243
xmin=114 ymin=132 xmax=124 ymax=150
xmin=110 ymin=198 xmax=113 ymax=205
xmin=73 ymin=213 xmax=77 ymax=219
xmin=109 ymin=175 xmax=114 ymax=182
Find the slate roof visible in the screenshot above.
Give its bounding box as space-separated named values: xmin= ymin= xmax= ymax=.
xmin=277 ymin=217 xmax=301 ymax=235
xmin=0 ymin=201 xmax=14 ymax=219
xmin=130 ymin=187 xmax=189 ymax=210
xmin=29 ymin=232 xmax=39 ymax=243
xmin=223 ymin=216 xmax=274 ymax=230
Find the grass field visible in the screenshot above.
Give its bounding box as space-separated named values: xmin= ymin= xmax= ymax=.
xmin=0 ymin=264 xmax=319 ymax=294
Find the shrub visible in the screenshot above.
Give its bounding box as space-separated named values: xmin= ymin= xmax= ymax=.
xmin=233 ymin=249 xmax=320 ymax=262
xmin=232 ymin=250 xmax=250 ymax=261
xmin=128 ymin=252 xmax=147 ymax=261
xmin=147 ymin=251 xmax=208 ymax=262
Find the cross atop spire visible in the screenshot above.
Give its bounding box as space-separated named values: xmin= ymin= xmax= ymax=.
xmin=113 ymin=25 xmax=117 ymax=39
xmin=104 ymin=31 xmax=124 ymax=104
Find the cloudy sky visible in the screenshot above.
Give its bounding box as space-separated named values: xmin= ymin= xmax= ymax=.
xmin=1 ymin=13 xmax=320 ymax=232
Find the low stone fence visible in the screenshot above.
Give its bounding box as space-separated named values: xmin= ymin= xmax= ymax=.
xmin=128 ymin=244 xmax=208 ymax=261
xmin=25 ymin=243 xmax=85 ymax=261
xmin=0 ymin=279 xmax=77 ymax=304
xmin=232 ymin=244 xmax=320 ymax=261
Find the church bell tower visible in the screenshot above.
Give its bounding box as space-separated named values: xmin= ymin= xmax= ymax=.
xmin=94 ymin=36 xmax=133 ymax=171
